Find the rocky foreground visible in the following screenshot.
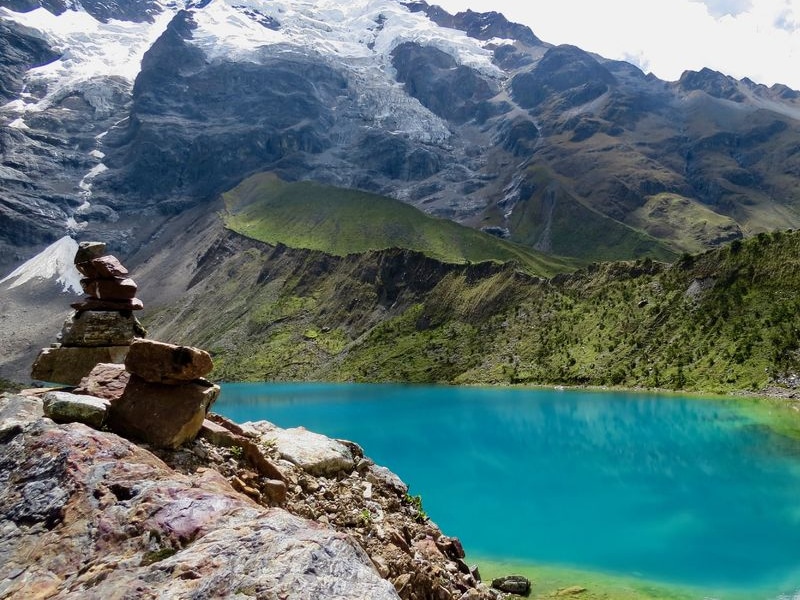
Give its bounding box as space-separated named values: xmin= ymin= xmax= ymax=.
xmin=0 ymin=390 xmax=504 ymax=600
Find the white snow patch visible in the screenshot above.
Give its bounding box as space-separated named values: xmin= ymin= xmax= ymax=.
xmin=0 ymin=236 xmax=83 ymax=294
xmin=8 ymin=117 xmax=28 ymax=129
xmin=89 ymin=149 xmax=105 ymax=159
xmin=0 ymin=5 xmax=176 ymax=114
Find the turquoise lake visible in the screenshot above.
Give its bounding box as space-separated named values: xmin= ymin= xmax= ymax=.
xmin=216 ymin=383 xmax=800 ymax=598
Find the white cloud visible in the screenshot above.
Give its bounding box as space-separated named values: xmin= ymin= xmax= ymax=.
xmin=692 ymin=0 xmax=752 ymax=18
xmin=432 ymin=0 xmax=800 ymax=89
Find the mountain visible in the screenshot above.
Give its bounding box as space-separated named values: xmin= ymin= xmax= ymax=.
xmin=2 ymin=0 xmax=800 ymax=275
xmin=2 ymin=0 xmax=800 ymax=389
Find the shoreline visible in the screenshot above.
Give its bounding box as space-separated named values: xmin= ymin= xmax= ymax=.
xmin=470 ymin=555 xmax=797 ymax=600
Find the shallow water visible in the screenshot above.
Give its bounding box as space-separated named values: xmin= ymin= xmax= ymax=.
xmin=216 ymin=383 xmax=800 ymax=598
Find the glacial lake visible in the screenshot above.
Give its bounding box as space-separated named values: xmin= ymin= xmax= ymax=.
xmin=216 ymin=383 xmax=800 ymax=599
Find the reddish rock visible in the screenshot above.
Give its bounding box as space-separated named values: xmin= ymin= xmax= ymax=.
xmin=74 ymin=363 xmax=130 ymax=400
xmin=80 ymin=277 xmax=138 ymax=300
xmin=71 ymin=297 xmax=144 ymax=311
xmin=106 ymin=374 xmax=220 ymax=449
xmin=125 ymin=339 xmax=213 ymax=383
xmin=75 ymin=255 xmax=129 ymax=278
xmin=31 ymin=346 xmax=129 ymax=386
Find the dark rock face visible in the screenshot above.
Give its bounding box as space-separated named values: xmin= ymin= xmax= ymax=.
xmin=392 ymin=42 xmax=504 ymax=124
xmin=0 ymin=19 xmax=60 ymax=102
xmin=403 ymin=1 xmax=542 ymax=46
xmin=512 ymin=45 xmax=616 ymax=110
xmin=98 ymin=12 xmax=346 ymax=208
xmin=678 ymin=67 xmax=747 ymax=101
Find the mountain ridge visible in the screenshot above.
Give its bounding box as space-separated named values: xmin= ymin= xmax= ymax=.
xmin=2 ymin=0 xmax=800 ymax=273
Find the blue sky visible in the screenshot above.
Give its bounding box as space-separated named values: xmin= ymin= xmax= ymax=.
xmin=435 ymin=0 xmax=800 ymax=89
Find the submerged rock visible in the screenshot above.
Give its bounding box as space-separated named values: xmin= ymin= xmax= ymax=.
xmin=491 ymin=574 xmax=531 ymax=595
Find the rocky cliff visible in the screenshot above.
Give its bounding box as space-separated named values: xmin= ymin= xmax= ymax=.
xmin=0 ymin=390 xmax=499 ymax=599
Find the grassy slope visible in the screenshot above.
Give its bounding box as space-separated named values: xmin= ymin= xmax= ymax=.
xmin=147 ymin=221 xmax=800 ymax=395
xmin=338 ymin=230 xmax=800 ymax=392
xmin=222 ymin=172 xmax=577 ymax=278
xmin=506 ymin=166 xmax=679 ymax=262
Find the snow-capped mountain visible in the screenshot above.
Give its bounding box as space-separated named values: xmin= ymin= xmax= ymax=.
xmin=3 ymin=0 xmax=800 ymax=273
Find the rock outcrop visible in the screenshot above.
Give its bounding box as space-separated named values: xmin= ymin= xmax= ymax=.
xmin=0 ymin=393 xmax=400 ymax=600
xmin=31 ymin=241 xmax=145 ymax=385
xmin=0 ymin=389 xmax=501 ymax=600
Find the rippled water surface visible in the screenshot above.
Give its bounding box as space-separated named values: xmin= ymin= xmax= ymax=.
xmin=216 ymin=383 xmax=800 ymax=598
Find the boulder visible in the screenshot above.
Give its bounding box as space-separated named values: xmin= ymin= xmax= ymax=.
xmin=75 ymin=255 xmax=129 ymax=278
xmin=491 ymin=575 xmax=531 ymax=596
xmin=31 ymin=345 xmax=129 ymax=386
xmin=106 ymin=374 xmax=220 ymax=449
xmin=43 ymin=391 xmax=109 ymax=429
xmin=80 ymin=277 xmax=138 ymax=300
xmin=59 ymin=311 xmax=145 ymax=347
xmin=247 ymin=421 xmax=356 ymax=477
xmin=125 ymin=339 xmax=213 ymax=383
xmin=73 ymin=241 xmax=106 ymax=264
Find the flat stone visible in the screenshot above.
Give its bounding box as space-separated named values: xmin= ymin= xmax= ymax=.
xmin=72 ymin=297 xmax=144 ymax=312
xmin=43 ymin=391 xmax=109 ymax=429
xmin=80 ymin=277 xmax=138 ymax=300
xmin=124 ymin=339 xmax=213 ymax=383
xmin=556 ymin=586 xmax=587 ymax=596
xmin=75 ymin=255 xmax=129 ymax=278
xmin=247 ymin=421 xmax=355 ymax=477
xmin=59 ymin=311 xmax=144 ymax=347
xmin=106 ymin=375 xmax=220 ymax=449
xmin=31 ymin=346 xmax=130 ymax=386
xmin=74 ymin=241 xmax=106 ymax=264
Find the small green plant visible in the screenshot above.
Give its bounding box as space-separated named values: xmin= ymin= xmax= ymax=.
xmin=359 ymin=508 xmax=372 ymax=526
xmin=404 ymin=493 xmax=428 ymax=523
xmin=230 ymin=445 xmax=244 ymax=458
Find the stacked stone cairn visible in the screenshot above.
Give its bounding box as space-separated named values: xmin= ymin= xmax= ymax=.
xmin=31 ymin=241 xmax=145 ymax=385
xmin=34 ymin=240 xmax=220 ymax=449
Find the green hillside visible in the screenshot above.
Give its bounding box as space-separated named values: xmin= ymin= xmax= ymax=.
xmin=222 ymin=173 xmax=577 ymax=277
xmin=147 ymin=222 xmax=800 ymax=396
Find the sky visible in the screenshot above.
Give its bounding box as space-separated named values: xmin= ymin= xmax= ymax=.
xmin=434 ymin=0 xmax=800 ymax=90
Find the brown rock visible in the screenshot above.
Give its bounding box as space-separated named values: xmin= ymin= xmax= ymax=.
xmin=263 ymin=479 xmax=288 ymax=504
xmin=75 ymin=255 xmax=129 ymax=278
xmin=125 ymin=338 xmax=213 ymax=383
xmin=72 ymin=297 xmax=144 ymax=311
xmin=80 ymin=277 xmax=138 ymax=300
xmin=106 ymin=374 xmax=220 ymax=449
xmin=74 ymin=241 xmax=106 ymax=264
xmin=74 ymin=363 xmax=130 ymax=400
xmin=31 ymin=346 xmax=129 ymax=386
xmin=59 ymin=311 xmax=144 ymax=347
